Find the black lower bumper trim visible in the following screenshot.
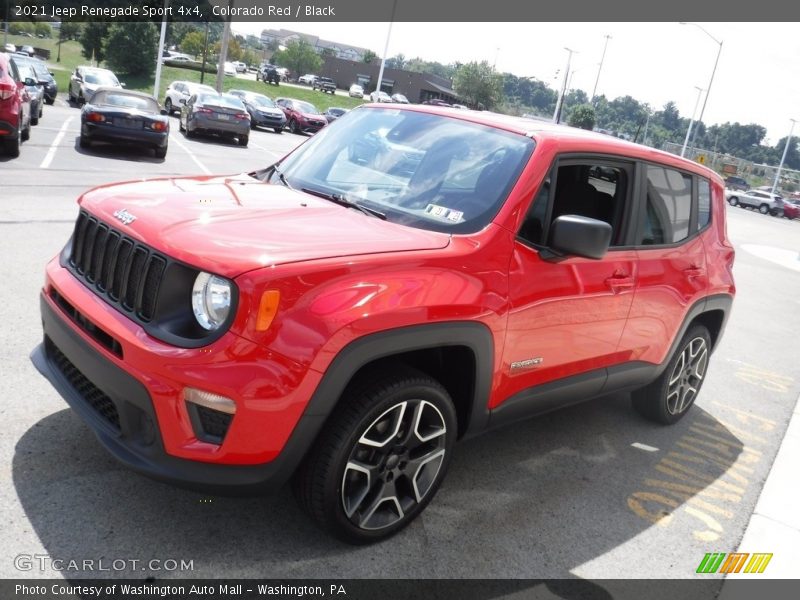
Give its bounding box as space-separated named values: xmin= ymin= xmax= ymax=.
xmin=32 ymin=293 xmax=322 ymax=495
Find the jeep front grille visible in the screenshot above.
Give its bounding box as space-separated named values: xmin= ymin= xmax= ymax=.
xmin=69 ymin=211 xmax=167 ymax=322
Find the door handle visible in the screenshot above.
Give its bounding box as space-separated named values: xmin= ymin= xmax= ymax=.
xmin=604 ymin=275 xmax=635 ymax=293
xmin=684 ymin=266 xmax=704 ymax=279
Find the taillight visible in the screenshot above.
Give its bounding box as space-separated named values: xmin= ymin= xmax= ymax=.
xmin=150 ymin=121 xmax=168 ymax=132
xmin=196 ymin=107 xmax=213 ymax=114
xmin=86 ymin=112 xmax=106 ymax=123
xmin=0 ymin=83 xmax=15 ymax=101
xmin=234 ymin=112 xmax=249 ymax=120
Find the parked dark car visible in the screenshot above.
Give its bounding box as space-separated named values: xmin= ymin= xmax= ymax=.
xmin=256 ymin=64 xmax=280 ymax=86
xmin=0 ymin=51 xmax=32 ymax=157
xmin=275 ymin=98 xmax=327 ymax=134
xmin=323 ymin=107 xmax=348 ymax=123
xmin=180 ymin=92 xmax=251 ymax=146
xmin=724 ymin=176 xmax=748 ymax=191
xmin=11 ymin=60 xmax=43 ymax=125
xmin=313 ymin=77 xmax=336 ymax=94
xmin=80 ymin=88 xmax=169 ymax=158
xmin=229 ymin=89 xmax=286 ymax=133
xmin=12 ymin=54 xmax=57 ymax=104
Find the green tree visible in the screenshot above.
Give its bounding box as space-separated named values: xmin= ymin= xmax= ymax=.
xmin=181 ymin=30 xmax=205 ymax=58
xmin=453 ymin=61 xmax=504 ymax=109
xmin=79 ymin=22 xmax=110 ymax=63
xmin=103 ymin=22 xmax=158 ymax=76
xmin=272 ymin=40 xmax=321 ymax=78
xmin=35 ymin=23 xmax=52 ymax=38
xmin=386 ymin=54 xmax=406 ymax=69
xmin=362 ymin=49 xmax=378 ymax=64
xmin=59 ymin=22 xmax=83 ymax=42
xmin=567 ymin=104 xmax=596 ymax=130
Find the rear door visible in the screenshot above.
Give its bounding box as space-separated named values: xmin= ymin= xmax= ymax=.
xmin=617 ymin=163 xmax=709 ymax=367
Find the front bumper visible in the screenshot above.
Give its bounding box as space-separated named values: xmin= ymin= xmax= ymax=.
xmin=252 ymin=111 xmax=285 ymax=128
xmin=32 ymin=260 xmax=326 ymax=493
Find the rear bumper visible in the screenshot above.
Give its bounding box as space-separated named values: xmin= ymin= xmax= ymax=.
xmin=191 ymin=114 xmax=250 ymax=136
xmin=83 ymin=122 xmax=168 ymax=148
xmin=0 ymin=118 xmax=20 ymax=138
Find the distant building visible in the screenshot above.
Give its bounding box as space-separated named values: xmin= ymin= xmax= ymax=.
xmin=260 ymin=28 xmax=370 ymax=62
xmin=319 ymin=56 xmax=458 ymax=104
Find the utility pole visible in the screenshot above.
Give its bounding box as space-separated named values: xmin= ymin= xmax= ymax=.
xmin=153 ymin=0 xmax=170 ymax=101
xmin=680 ymin=23 xmax=723 ymax=152
xmin=215 ymin=6 xmax=232 ymax=93
xmin=200 ymin=21 xmax=210 ymax=84
xmin=681 ymin=86 xmax=704 ymax=158
xmin=553 ymin=47 xmax=575 ymax=124
xmin=374 ymin=0 xmax=398 ymax=97
xmin=591 ymin=34 xmax=611 ymax=101
xmin=772 ymin=119 xmax=797 ymax=195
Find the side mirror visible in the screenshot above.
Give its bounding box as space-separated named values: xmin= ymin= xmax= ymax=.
xmin=24 ymin=77 xmax=36 ymax=86
xmin=49 ymin=71 xmax=55 ymax=76
xmin=160 ymin=108 xmax=168 ymax=115
xmin=548 ymin=215 xmax=612 ymax=260
xmin=179 ymin=98 xmax=186 ymax=105
xmin=75 ymin=75 xmax=83 ymax=82
xmin=120 ymin=82 xmax=126 ymax=88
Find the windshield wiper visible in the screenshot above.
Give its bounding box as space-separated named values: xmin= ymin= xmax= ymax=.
xmin=272 ymin=163 xmax=295 ymax=190
xmin=301 ymin=187 xmax=386 ymax=220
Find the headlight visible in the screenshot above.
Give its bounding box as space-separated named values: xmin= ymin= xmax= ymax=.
xmin=192 ymin=272 xmax=232 ymax=330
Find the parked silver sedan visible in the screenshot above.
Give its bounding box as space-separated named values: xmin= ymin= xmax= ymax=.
xmin=179 ymin=92 xmax=251 ymax=146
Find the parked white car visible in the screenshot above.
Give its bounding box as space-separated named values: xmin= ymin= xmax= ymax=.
xmin=233 ymin=61 xmax=247 ymax=73
xmin=725 ymin=189 xmax=784 ymax=216
xmin=224 ymin=62 xmax=237 ymax=76
xmin=298 ymin=74 xmax=318 ymax=85
xmin=348 ymin=84 xmax=364 ymax=98
xmin=369 ymin=91 xmax=393 ymax=103
xmin=163 ymin=80 xmax=216 ymax=115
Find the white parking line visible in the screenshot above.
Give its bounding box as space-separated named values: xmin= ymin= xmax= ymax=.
xmin=39 ymin=117 xmax=74 ymax=169
xmin=172 ymin=137 xmax=212 ymax=174
xmin=249 ymin=142 xmax=284 ymax=156
xmin=630 ymin=442 xmax=660 ymax=452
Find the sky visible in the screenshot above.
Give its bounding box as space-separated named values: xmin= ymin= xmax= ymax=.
xmin=231 ymin=22 xmax=800 ymax=145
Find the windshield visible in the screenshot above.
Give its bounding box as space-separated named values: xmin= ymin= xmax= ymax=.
xmin=293 ymin=101 xmax=319 ymax=115
xmin=249 ymin=94 xmax=277 ymax=107
xmin=85 ymin=71 xmax=119 ymax=86
xmin=272 ymin=107 xmax=534 ymax=234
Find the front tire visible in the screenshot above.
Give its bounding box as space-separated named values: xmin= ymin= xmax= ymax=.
xmin=759 ymin=204 xmax=769 ymax=214
xmin=632 ymin=324 xmax=711 ymax=425
xmin=289 ymin=118 xmax=299 ymax=134
xmin=728 ymin=196 xmax=738 ymax=207
xmin=165 ymin=98 xmax=173 ymax=115
xmin=274 ymin=127 xmax=283 ymax=134
xmin=293 ymin=367 xmax=457 ymax=544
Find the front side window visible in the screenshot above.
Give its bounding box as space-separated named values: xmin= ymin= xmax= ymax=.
xmin=638 ymin=165 xmax=692 ymax=245
xmin=273 ymin=107 xmax=534 ymax=233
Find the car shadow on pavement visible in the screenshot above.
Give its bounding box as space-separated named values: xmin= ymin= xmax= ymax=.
xmin=178 ymin=133 xmax=251 ymax=148
xmin=13 ymin=394 xmax=743 ymax=586
xmin=72 ymin=137 xmax=165 ymax=163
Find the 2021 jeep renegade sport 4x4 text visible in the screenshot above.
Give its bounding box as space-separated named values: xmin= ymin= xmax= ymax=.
xmin=32 ymin=105 xmax=735 ymax=543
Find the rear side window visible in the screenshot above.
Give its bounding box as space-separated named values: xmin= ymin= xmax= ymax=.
xmin=698 ymin=178 xmax=711 ymax=229
xmin=638 ymin=166 xmax=692 ymax=245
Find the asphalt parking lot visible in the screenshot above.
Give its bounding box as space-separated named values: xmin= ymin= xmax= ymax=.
xmin=1 ymin=102 xmax=799 ymax=587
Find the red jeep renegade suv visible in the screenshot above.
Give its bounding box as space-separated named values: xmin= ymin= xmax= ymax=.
xmin=33 ymin=105 xmax=735 ymax=543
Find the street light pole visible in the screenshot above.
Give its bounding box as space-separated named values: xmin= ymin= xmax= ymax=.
xmin=680 ymin=23 xmax=723 ymax=151
xmin=553 ymin=47 xmax=575 ymax=124
xmin=772 ymin=119 xmax=797 ymax=195
xmin=374 ymin=0 xmax=398 ymax=97
xmin=681 ymin=86 xmax=704 ymax=157
xmin=591 ymin=34 xmax=611 ymax=101
xmin=153 ymin=0 xmax=170 ymax=101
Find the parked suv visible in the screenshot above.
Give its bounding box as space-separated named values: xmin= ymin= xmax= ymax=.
xmin=312 ymin=76 xmax=336 ymax=94
xmin=163 ymin=80 xmax=216 ymax=115
xmin=725 ymin=188 xmax=783 ymax=216
xmin=32 ymin=106 xmax=735 ymax=544
xmin=723 ymin=176 xmax=748 ymax=191
xmin=256 ymin=64 xmax=280 ymax=86
xmin=0 ymin=51 xmax=32 ymax=157
xmin=68 ymin=66 xmax=123 ymax=105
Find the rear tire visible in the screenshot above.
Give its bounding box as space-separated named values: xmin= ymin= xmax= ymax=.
xmin=293 ymin=367 xmax=457 ymax=544
xmin=79 ymin=134 xmax=90 ymax=149
xmin=632 ymin=324 xmax=711 ymax=425
xmin=154 ymin=145 xmax=167 ymax=158
xmin=239 ymin=135 xmax=249 ymax=147
xmin=165 ymin=98 xmax=173 ymax=115
xmin=5 ymin=120 xmax=21 ymax=157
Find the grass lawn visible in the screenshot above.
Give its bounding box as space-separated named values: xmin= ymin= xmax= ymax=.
xmin=6 ymin=35 xmax=365 ymax=112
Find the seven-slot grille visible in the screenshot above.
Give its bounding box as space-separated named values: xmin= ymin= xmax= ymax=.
xmin=69 ymin=211 xmax=166 ymax=321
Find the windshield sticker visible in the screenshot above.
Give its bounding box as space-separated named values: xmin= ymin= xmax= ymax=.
xmin=424 ymin=204 xmax=464 ymax=223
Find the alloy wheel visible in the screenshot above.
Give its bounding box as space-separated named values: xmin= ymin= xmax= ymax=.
xmin=666 ymin=337 xmax=708 ymax=415
xmin=341 ymin=399 xmax=447 ymax=531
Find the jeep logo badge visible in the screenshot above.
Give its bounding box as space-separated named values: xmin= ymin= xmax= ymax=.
xmin=113 ymin=208 xmax=137 ymax=226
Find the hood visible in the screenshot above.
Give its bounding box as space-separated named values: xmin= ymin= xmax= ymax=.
xmin=257 ymin=107 xmax=284 ymax=117
xmin=78 ymin=175 xmax=450 ymax=278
